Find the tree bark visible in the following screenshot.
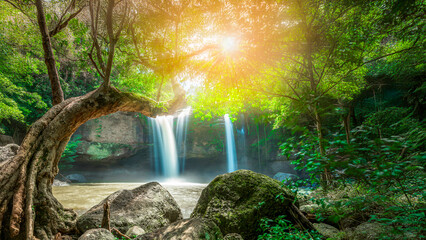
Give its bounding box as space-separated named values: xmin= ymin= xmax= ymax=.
xmin=101 ymin=202 xmax=110 ymax=231
xmin=35 ymin=0 xmax=64 ymax=106
xmin=313 ymin=105 xmax=333 ymax=187
xmin=0 ymin=86 xmax=180 ymax=240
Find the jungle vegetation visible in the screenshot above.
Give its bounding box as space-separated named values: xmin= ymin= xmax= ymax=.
xmin=0 ymin=0 xmax=424 ymax=239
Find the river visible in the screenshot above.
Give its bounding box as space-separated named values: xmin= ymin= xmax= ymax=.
xmin=53 ymin=182 xmax=207 ymax=218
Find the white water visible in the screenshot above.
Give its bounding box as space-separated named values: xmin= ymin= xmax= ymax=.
xmin=175 ymin=108 xmax=191 ymax=173
xmin=224 ymin=114 xmax=238 ymax=172
xmin=151 ymin=116 xmax=179 ymax=178
xmin=150 ymin=108 xmax=191 ymax=178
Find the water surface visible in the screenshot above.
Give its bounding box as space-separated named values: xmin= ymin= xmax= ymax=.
xmin=53 ymin=182 xmax=206 ymax=218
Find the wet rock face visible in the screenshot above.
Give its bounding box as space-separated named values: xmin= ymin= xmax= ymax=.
xmin=70 ymin=112 xmax=147 ymax=168
xmin=191 ymin=170 xmax=296 ymax=239
xmin=135 ymin=218 xmax=223 ymax=240
xmin=77 ymin=182 xmax=183 ymax=234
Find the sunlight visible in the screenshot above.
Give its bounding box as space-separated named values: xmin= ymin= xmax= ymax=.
xmin=221 ymin=36 xmax=239 ymax=53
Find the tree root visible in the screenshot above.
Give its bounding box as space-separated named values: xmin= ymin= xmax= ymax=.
xmin=289 ymin=203 xmax=315 ymax=231
xmin=0 ymin=86 xmax=183 ymax=239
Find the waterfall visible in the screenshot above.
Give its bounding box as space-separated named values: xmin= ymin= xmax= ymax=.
xmin=150 ymin=108 xmax=191 ymax=178
xmin=224 ymin=114 xmax=238 ymax=172
xmin=175 ymin=108 xmax=191 ymax=173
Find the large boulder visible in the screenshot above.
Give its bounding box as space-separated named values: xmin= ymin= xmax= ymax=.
xmin=0 ymin=143 xmax=19 ymax=164
xmin=191 ymin=170 xmax=296 ymax=239
xmin=77 ymin=182 xmax=182 ymax=233
xmin=135 ymin=218 xmax=223 ymax=240
xmin=78 ymin=228 xmax=115 ymax=240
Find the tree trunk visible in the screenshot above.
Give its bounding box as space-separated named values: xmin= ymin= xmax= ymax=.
xmin=343 ymin=108 xmax=351 ymax=144
xmin=35 ymin=0 xmax=64 ymax=105
xmin=313 ymin=105 xmax=333 ymax=187
xmin=0 ymin=86 xmax=177 ymax=240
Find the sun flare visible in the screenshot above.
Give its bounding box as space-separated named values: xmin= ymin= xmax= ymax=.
xmin=221 ymin=36 xmax=239 ymax=53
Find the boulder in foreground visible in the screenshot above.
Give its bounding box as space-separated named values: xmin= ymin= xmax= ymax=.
xmin=77 ymin=182 xmax=182 ymax=233
xmin=191 ymin=170 xmax=299 ymax=239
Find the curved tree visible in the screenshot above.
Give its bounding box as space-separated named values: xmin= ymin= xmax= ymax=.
xmin=0 ymin=0 xmax=186 ymax=239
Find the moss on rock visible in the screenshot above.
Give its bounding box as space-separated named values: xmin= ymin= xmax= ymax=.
xmin=191 ymin=170 xmax=296 ymax=239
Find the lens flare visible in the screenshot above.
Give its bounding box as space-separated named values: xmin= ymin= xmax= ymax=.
xmin=221 ymin=36 xmax=238 ymax=53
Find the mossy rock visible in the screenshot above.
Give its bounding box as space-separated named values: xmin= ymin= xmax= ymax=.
xmin=191 ymin=170 xmax=296 ymax=239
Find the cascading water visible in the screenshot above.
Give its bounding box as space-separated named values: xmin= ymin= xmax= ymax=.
xmin=175 ymin=108 xmax=191 ymax=173
xmin=150 ymin=108 xmax=191 ymax=178
xmin=151 ymin=116 xmax=179 ymax=178
xmin=224 ymin=114 xmax=238 ymax=172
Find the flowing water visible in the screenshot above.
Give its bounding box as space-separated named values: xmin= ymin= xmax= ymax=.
xmin=151 ymin=116 xmax=179 ymax=178
xmin=175 ymin=108 xmax=190 ymax=173
xmin=53 ymin=182 xmax=206 ymax=218
xmin=149 ymin=108 xmax=191 ymax=178
xmin=224 ymin=114 xmax=238 ymax=172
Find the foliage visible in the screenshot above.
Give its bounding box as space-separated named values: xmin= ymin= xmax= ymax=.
xmin=60 ymin=134 xmax=82 ymax=170
xmin=281 ymin=106 xmax=425 ymax=238
xmin=258 ymin=215 xmax=322 ymax=240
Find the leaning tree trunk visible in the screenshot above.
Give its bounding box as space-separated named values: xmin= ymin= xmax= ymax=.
xmin=0 ymin=85 xmax=183 ymax=240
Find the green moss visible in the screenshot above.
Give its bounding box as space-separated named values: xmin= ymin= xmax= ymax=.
xmin=86 ymin=142 xmax=131 ymax=160
xmin=192 ymin=170 xmax=296 ymax=239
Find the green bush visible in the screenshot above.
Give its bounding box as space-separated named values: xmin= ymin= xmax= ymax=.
xmin=280 ymin=107 xmax=425 ymax=238
xmin=258 ymin=215 xmax=322 ymax=240
xmin=60 ymin=134 xmax=82 ymax=170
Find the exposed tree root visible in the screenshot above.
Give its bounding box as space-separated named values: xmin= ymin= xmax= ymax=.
xmin=0 ymin=86 xmax=184 ymax=239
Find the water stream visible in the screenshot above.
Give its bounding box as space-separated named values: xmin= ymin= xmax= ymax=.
xmin=175 ymin=108 xmax=190 ymax=173
xmin=224 ymin=114 xmax=238 ymax=172
xmin=149 ymin=108 xmax=191 ymax=178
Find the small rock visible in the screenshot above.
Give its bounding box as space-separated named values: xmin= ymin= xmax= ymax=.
xmin=78 ymin=228 xmax=115 ymax=240
xmin=52 ymin=179 xmax=70 ymax=186
xmin=125 ymin=226 xmax=145 ymax=238
xmin=0 ymin=143 xmax=19 ymax=163
xmin=348 ymin=222 xmax=389 ymax=240
xmin=66 ymin=174 xmax=87 ymax=183
xmin=224 ymin=233 xmax=244 ymax=240
xmin=273 ymin=172 xmax=299 ymax=184
xmin=314 ymin=223 xmax=343 ymax=239
xmin=299 ymin=204 xmax=320 ymax=213
xmin=135 ymin=218 xmax=223 ymax=240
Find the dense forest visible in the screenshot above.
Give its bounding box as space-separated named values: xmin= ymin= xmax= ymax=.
xmin=0 ymin=0 xmax=424 ymax=239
